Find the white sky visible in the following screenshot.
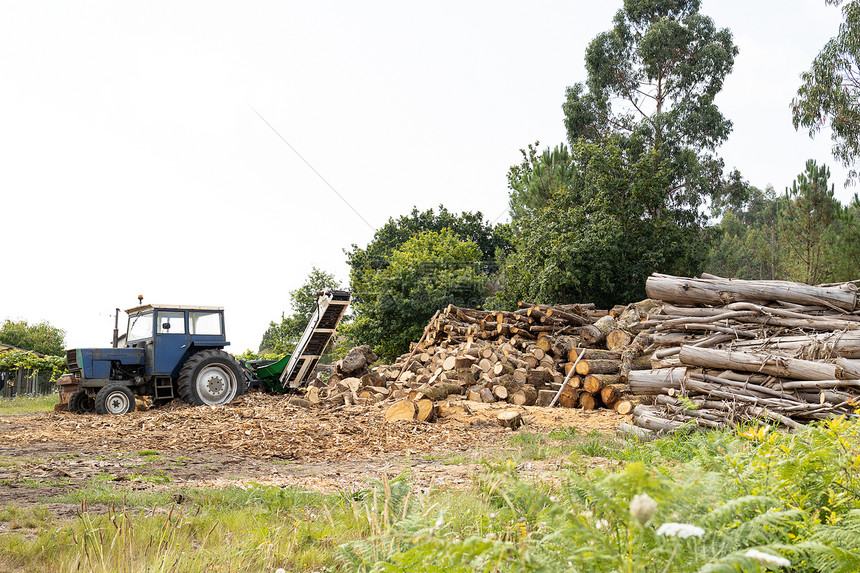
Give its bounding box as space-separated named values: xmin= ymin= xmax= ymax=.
xmin=0 ymin=1 xmax=852 ymax=353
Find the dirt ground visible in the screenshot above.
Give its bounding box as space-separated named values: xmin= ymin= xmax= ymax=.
xmin=0 ymin=392 xmax=628 ymax=519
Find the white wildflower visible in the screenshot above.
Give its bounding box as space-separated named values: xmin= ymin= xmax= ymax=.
xmin=275 ymin=569 xmax=286 ymax=573
xmin=629 ymin=493 xmax=658 ymax=524
xmin=656 ymin=522 xmax=705 ymax=539
xmin=595 ymin=519 xmax=610 ymax=530
xmin=434 ymin=510 xmax=445 ymax=530
xmin=744 ymin=549 xmax=791 ymax=567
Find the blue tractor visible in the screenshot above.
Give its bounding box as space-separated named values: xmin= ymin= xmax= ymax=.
xmin=60 ymin=292 xmax=351 ymax=415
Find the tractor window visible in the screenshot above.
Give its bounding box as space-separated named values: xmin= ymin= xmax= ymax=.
xmin=157 ymin=311 xmax=186 ymax=334
xmin=190 ymin=311 xmax=222 ymax=335
xmin=127 ymin=312 xmax=154 ymax=342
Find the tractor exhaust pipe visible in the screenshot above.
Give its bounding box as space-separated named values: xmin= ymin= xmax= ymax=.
xmin=112 ymin=308 xmax=120 ymax=348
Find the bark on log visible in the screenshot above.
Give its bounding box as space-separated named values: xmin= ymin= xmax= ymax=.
xmin=419 ymin=382 xmax=463 ymax=401
xmin=627 ymin=367 xmax=687 ymax=395
xmin=679 ymin=345 xmax=846 ymax=380
xmin=513 ymin=368 xmax=528 ymax=384
xmin=575 ymin=359 xmax=621 ymax=376
xmin=581 ymin=315 xmax=617 ymax=346
xmin=728 ymin=331 xmax=860 ymax=359
xmin=479 ymin=388 xmax=497 ymax=403
xmin=457 ymin=368 xmax=476 ymax=386
xmin=617 ymin=422 xmax=655 ymax=441
xmin=583 ymin=373 xmax=620 ymax=394
xmin=568 ymin=348 xmax=622 ymax=362
xmin=527 ymin=369 xmax=554 ymax=387
xmin=645 ymin=273 xmax=858 ymax=311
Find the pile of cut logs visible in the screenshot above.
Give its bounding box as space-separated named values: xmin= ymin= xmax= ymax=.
xmin=306 ymin=301 xmax=654 ymax=422
xmin=626 ymin=273 xmax=860 ymax=436
xmin=303 ymin=273 xmax=860 ymax=432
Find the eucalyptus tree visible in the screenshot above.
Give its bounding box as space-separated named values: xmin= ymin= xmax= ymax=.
xmin=499 ymin=0 xmax=740 ymax=307
xmin=793 ymin=0 xmax=860 ymax=183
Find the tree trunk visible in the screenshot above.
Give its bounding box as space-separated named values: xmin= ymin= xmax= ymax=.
xmin=627 ymin=367 xmax=687 ymax=395
xmin=679 ymin=346 xmax=846 ymax=380
xmin=645 ymin=273 xmax=857 ymax=311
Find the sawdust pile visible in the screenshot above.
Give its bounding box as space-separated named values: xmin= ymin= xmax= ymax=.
xmin=2 ymin=393 xmax=503 ymax=461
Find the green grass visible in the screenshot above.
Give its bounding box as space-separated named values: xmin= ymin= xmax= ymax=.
xmin=0 ymin=394 xmax=59 ymax=414
xmin=0 ymin=481 xmax=380 ymax=572
xmin=0 ymin=506 xmax=52 ymax=530
xmin=4 ymin=421 xmax=859 ymax=572
xmin=128 ymin=469 xmax=172 ymax=484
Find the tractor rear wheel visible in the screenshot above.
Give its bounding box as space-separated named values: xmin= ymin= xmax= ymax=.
xmin=68 ymin=390 xmax=95 ymax=414
xmin=177 ymin=349 xmax=245 ymax=406
xmin=95 ymin=384 xmax=136 ymax=415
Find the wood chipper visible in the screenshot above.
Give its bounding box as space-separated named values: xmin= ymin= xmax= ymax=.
xmin=57 ymin=290 xmax=350 ymax=414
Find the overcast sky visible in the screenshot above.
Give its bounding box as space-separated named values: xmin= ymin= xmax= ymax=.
xmin=0 ymin=1 xmax=853 ymax=353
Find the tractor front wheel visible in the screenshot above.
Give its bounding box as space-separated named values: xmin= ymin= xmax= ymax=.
xmin=177 ymin=350 xmax=245 ymax=406
xmin=68 ymin=390 xmax=96 ymax=414
xmin=95 ymin=384 xmax=136 ymax=415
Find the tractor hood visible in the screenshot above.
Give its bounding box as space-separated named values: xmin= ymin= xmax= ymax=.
xmin=66 ymin=347 xmax=145 ymax=379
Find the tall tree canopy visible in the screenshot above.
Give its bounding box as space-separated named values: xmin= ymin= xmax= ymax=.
xmin=500 ymin=0 xmax=739 ymax=308
xmin=793 ymin=0 xmax=860 ymax=183
xmin=345 ymin=206 xmax=510 ymax=359
xmin=0 ymin=320 xmax=66 ymax=357
xmin=346 ymin=206 xmax=511 ymax=275
xmin=345 ymin=229 xmax=488 ymax=359
xmin=497 ymin=141 xmax=707 ymax=309
xmin=563 ymin=0 xmax=738 ymax=214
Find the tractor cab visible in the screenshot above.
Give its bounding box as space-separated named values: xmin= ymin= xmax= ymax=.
xmin=124 ymin=304 xmax=228 ymax=378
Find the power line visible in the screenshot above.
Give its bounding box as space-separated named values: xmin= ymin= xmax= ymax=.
xmin=251 ymin=106 xmax=377 ymax=232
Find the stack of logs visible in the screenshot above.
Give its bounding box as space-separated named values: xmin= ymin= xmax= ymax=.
xmin=307 ymin=301 xmax=654 ymax=421
xmin=626 ymin=273 xmax=860 ymax=435
xmin=304 ymin=273 xmax=860 ymax=433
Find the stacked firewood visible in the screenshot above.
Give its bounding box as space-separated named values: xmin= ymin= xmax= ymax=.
xmin=302 ymin=273 xmax=859 ymax=431
xmin=625 ymin=273 xmax=860 ymax=435
xmin=306 ymin=303 xmax=646 ymax=421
